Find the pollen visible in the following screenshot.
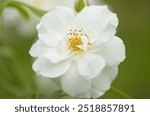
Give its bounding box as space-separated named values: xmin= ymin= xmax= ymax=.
xmin=68 ymin=36 xmax=83 ymax=52
xmin=67 ymin=28 xmax=91 ymax=53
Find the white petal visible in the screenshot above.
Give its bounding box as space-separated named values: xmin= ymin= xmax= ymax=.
xmin=61 ymin=62 xmax=91 ymax=97
xmin=42 ymin=48 xmax=69 ymax=63
xmin=29 ymin=40 xmax=69 ymax=63
xmin=39 ymin=6 xmax=74 ymax=34
xmin=37 ymin=6 xmax=74 ymax=47
xmin=77 ymin=54 xmax=105 ymax=79
xmin=74 ymin=5 xmax=118 ymax=44
xmin=98 ymin=36 xmax=126 ymax=66
xmin=37 ymin=23 xmax=64 ymax=47
xmin=89 ymin=87 xmax=105 ymax=98
xmin=77 ymin=35 xmax=89 ymax=51
xmin=29 ymin=40 xmax=48 ymax=57
xmin=80 ymin=87 xmax=104 ymax=98
xmin=33 ymin=57 xmax=71 ymax=78
xmin=92 ymin=66 xmax=118 ymax=92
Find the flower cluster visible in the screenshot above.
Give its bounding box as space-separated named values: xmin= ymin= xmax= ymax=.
xmin=29 ymin=5 xmax=125 ymax=98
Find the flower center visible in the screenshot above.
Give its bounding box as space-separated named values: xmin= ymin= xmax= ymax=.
xmin=68 ymin=36 xmax=83 ymax=52
xmin=67 ymin=28 xmax=91 ymax=53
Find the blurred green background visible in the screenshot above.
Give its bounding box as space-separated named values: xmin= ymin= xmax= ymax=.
xmin=0 ymin=0 xmax=150 ymax=98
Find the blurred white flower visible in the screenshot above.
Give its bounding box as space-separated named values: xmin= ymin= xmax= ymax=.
xmin=20 ymin=0 xmax=103 ymax=10
xmin=1 ymin=0 xmax=104 ymax=37
xmin=20 ymin=0 xmax=74 ymax=11
xmin=29 ymin=6 xmax=126 ymax=98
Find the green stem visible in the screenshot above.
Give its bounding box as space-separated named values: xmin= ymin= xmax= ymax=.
xmin=75 ymin=0 xmax=90 ymax=12
xmin=8 ymin=1 xmax=47 ymax=17
xmin=110 ymin=86 xmax=132 ymax=99
xmin=7 ymin=1 xmax=30 ymax=19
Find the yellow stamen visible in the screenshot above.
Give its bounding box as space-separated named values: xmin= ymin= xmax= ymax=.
xmin=67 ymin=28 xmax=92 ymax=53
xmin=68 ymin=37 xmax=83 ymax=53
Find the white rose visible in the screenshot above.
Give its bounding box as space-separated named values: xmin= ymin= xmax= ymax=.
xmin=29 ymin=6 xmax=126 ymax=98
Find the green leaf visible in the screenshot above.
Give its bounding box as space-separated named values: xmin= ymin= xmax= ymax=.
xmin=0 ymin=0 xmax=8 ymax=14
xmin=75 ymin=0 xmax=89 ymax=12
xmin=7 ymin=2 xmax=29 ymax=20
xmin=8 ymin=1 xmax=47 ymax=17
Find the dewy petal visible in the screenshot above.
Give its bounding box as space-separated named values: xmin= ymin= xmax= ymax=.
xmin=33 ymin=57 xmax=71 ymax=78
xmin=77 ymin=54 xmax=105 ymax=79
xmin=92 ymin=66 xmax=118 ymax=92
xmin=74 ymin=5 xmax=118 ymax=45
xmin=98 ymin=36 xmax=126 ymax=66
xmin=61 ymin=62 xmax=91 ymax=97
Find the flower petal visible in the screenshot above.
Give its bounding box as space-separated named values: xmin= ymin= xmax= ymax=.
xmin=37 ymin=23 xmax=64 ymax=47
xmin=89 ymin=87 xmax=105 ymax=98
xmin=29 ymin=40 xmax=48 ymax=57
xmin=74 ymin=5 xmax=118 ymax=45
xmin=33 ymin=57 xmax=71 ymax=78
xmin=80 ymin=87 xmax=104 ymax=98
xmin=37 ymin=6 xmax=74 ymax=47
xmin=42 ymin=48 xmax=69 ymax=63
xmin=29 ymin=40 xmax=69 ymax=63
xmin=92 ymin=66 xmax=118 ymax=92
xmin=77 ymin=54 xmax=105 ymax=79
xmin=61 ymin=62 xmax=91 ymax=97
xmin=98 ymin=36 xmax=126 ymax=66
xmin=39 ymin=6 xmax=74 ymax=33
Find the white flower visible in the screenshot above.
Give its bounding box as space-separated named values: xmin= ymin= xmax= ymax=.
xmin=20 ymin=0 xmax=74 ymax=11
xmin=29 ymin=6 xmax=126 ymax=98
xmin=2 ymin=0 xmax=104 ymax=37
xmin=20 ymin=0 xmax=103 ymax=11
xmin=1 ymin=0 xmax=75 ymax=37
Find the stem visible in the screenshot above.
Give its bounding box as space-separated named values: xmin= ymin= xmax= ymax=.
xmin=8 ymin=1 xmax=47 ymax=17
xmin=75 ymin=0 xmax=90 ymax=12
xmin=110 ymin=86 xmax=132 ymax=99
